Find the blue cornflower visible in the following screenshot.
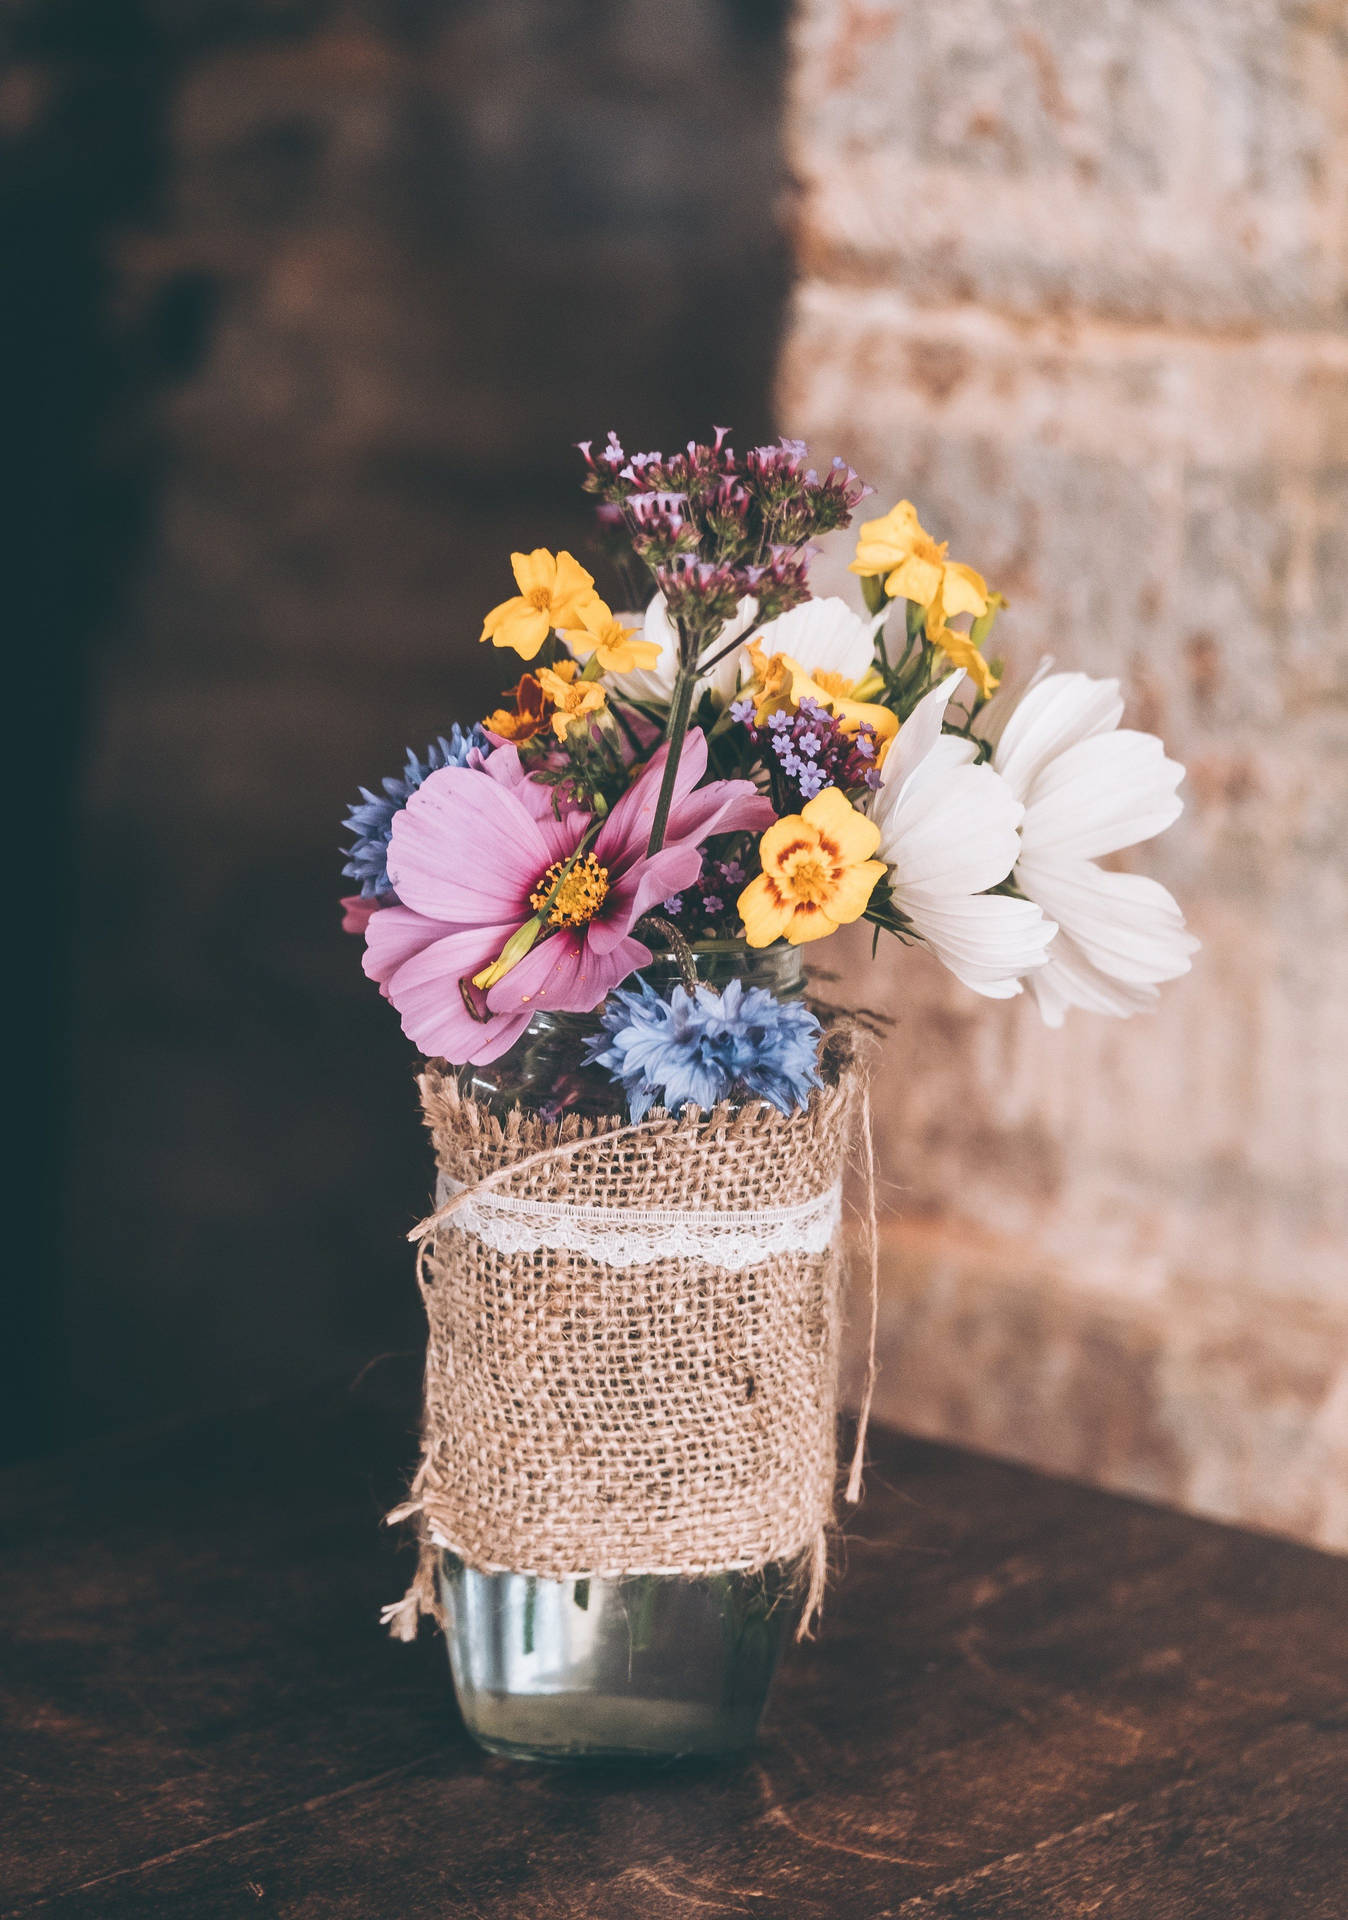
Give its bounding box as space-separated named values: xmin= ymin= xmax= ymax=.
xmin=341 ymin=725 xmax=487 ymax=898
xmin=585 ymin=977 xmax=823 ymax=1121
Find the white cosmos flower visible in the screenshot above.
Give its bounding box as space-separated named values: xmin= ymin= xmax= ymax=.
xmin=866 ymin=671 xmax=1058 ymax=998
xmin=973 ymin=665 xmax=1199 ymax=1025
xmin=607 ymin=591 xmax=759 ymax=710
xmin=752 ymin=595 xmax=885 ymax=692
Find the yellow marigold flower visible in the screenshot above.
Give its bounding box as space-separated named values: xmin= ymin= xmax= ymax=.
xmin=924 ymin=596 xmax=1000 ymax=699
xmin=484 ymin=661 xmax=579 ymax=743
xmin=561 ymin=598 xmax=662 ymax=675
xmin=480 ymin=549 xmax=600 ymax=660
xmin=738 ymin=788 xmax=885 ymax=948
xmin=849 ymin=500 xmax=989 ymax=618
xmin=746 ymin=641 xmax=898 ymax=752
xmin=535 ymin=665 xmax=608 ymax=739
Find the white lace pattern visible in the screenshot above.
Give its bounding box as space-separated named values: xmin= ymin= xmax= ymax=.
xmin=433 ymin=1171 xmax=843 ymax=1272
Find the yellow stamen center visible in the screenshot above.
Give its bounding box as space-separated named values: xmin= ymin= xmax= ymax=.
xmin=782 ymin=850 xmax=832 ymax=904
xmin=530 ymin=852 xmax=610 ymax=928
xmin=528 ymin=586 xmax=554 ymax=611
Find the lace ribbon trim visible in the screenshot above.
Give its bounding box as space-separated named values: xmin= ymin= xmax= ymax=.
xmin=432 ymin=1170 xmax=843 ymax=1272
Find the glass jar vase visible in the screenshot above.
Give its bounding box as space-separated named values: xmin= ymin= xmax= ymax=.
xmin=438 ymin=942 xmax=812 ymax=1762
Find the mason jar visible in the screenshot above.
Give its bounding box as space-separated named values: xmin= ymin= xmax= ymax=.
xmin=437 ymin=942 xmax=813 ymax=1762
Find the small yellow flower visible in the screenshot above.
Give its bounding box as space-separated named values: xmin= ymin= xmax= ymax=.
xmin=535 ymin=665 xmax=608 ymax=739
xmin=924 ymin=595 xmax=1000 ymax=699
xmin=849 ymin=500 xmax=988 ymax=619
xmin=484 ymin=660 xmax=579 ymax=743
xmin=561 ymin=598 xmax=661 ymax=675
xmin=738 ymin=788 xmax=885 ymax=948
xmin=746 ymin=642 xmax=898 ymax=752
xmin=480 ymin=549 xmax=601 ymax=660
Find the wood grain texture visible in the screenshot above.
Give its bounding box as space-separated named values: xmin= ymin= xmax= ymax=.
xmin=2 ymin=1368 xmax=1344 ymax=1918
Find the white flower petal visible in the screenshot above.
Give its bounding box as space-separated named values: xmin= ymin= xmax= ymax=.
xmin=871 ymin=670 xmax=965 ymax=815
xmin=609 ymin=592 xmax=758 ymax=709
xmin=864 ymin=671 xmax=1053 ymax=998
xmin=972 ymin=653 xmax=1056 ymax=753
xmin=977 ymin=664 xmax=1195 ymax=1021
xmin=878 ymin=758 xmax=1024 ymax=898
xmin=893 ymin=891 xmax=1058 ymax=998
xmin=752 ymin=595 xmax=884 ymax=688
xmin=1020 ymin=729 xmax=1186 ymax=862
xmin=982 ymin=671 xmax=1124 ymax=803
xmin=1029 ymin=933 xmax=1163 ymax=1027
xmin=1018 ymin=858 xmax=1199 ymax=989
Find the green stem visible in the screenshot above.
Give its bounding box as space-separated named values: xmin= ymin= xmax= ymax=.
xmin=645 ymin=663 xmax=697 ymax=856
xmin=697 ymin=614 xmax=763 ymax=677
xmin=861 ymin=573 xmax=889 ymax=617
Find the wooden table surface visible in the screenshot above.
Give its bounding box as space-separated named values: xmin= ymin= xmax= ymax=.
xmin=3 ymin=1366 xmax=1345 ymax=1919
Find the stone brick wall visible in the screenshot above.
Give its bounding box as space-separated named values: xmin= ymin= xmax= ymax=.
xmin=782 ymin=0 xmax=1348 ymax=1547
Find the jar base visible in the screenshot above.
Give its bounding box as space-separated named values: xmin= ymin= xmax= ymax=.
xmin=437 ymin=1552 xmax=800 ymax=1762
xmin=456 ymin=1688 xmax=762 ymax=1763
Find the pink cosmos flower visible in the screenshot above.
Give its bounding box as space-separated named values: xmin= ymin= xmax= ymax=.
xmin=364 ymin=729 xmax=773 ymax=1064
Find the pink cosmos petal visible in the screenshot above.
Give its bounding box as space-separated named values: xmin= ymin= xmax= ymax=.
xmin=363 ymin=903 xmax=461 ymax=988
xmin=587 ymin=844 xmax=704 ymax=955
xmin=568 ymin=933 xmax=656 ymax=1007
xmin=664 ymin=779 xmax=774 ymax=846
xmin=486 ymin=926 xmax=653 ymax=1018
xmin=377 ymin=919 xmax=532 ymax=1062
xmin=485 ymin=929 xmax=582 ymax=1019
xmin=386 ymin=765 xmax=552 ymax=924
xmin=481 ymin=745 xmax=591 ymax=852
xmin=340 ymin=894 xmax=379 ymax=936
xmin=595 ymin=730 xmax=710 ymax=873
xmin=479 ymin=742 xmax=528 ymax=788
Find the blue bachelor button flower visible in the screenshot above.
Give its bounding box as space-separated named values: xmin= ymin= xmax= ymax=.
xmin=584 ymin=977 xmax=823 ymax=1122
xmin=341 ymin=725 xmax=487 ymax=898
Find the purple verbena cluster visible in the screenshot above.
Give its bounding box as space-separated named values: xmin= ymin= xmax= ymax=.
xmin=729 ymin=694 xmax=883 ymax=806
xmin=658 ymin=841 xmax=754 ymax=940
xmin=577 ymin=429 xmax=871 ymax=632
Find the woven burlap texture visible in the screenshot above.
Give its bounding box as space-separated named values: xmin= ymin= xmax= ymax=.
xmin=389 ymin=1030 xmax=862 ymax=1621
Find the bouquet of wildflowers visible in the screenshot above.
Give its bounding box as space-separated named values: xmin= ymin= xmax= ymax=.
xmin=342 ymin=429 xmax=1196 ymax=1115
xmin=354 ymin=430 xmax=1199 ymax=1758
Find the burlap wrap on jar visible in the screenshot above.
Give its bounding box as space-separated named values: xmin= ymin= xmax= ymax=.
xmin=383 ymin=1027 xmax=870 ymax=1639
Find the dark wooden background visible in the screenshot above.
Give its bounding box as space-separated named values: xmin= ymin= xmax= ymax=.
xmin=14 ymin=0 xmax=790 ymax=1464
